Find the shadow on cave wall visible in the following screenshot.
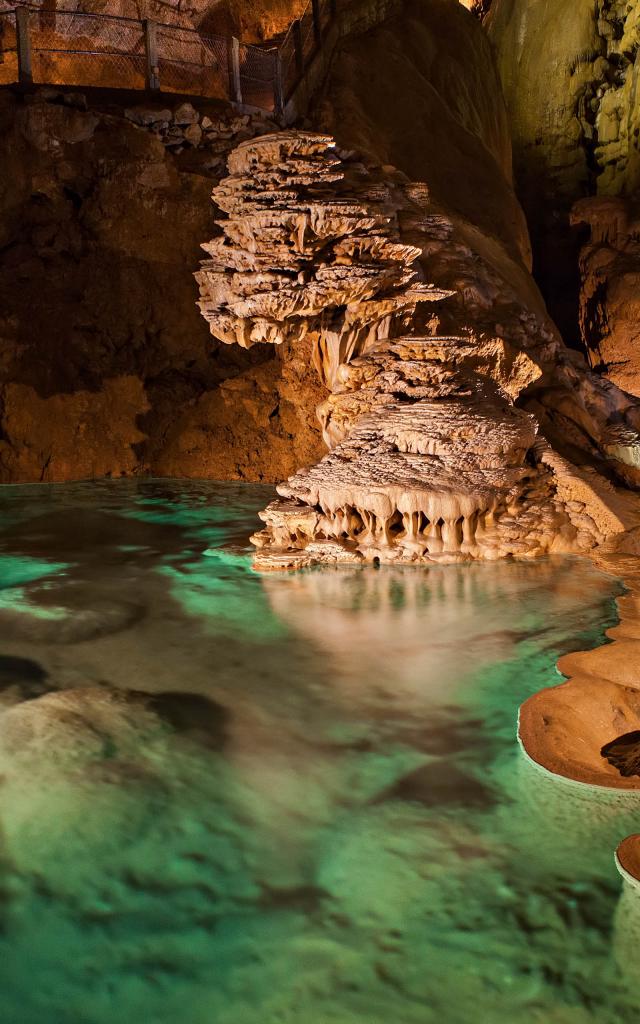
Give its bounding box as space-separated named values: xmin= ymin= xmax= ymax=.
xmin=513 ymin=146 xmax=592 ymax=356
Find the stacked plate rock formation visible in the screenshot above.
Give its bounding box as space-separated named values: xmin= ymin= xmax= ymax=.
xmin=196 ymin=131 xmax=639 ymax=571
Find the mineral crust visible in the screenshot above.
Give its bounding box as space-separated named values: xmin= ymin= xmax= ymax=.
xmin=196 ymin=131 xmax=640 ymax=570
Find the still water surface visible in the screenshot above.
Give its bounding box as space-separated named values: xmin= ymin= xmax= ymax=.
xmin=0 ymin=481 xmax=637 ymax=1023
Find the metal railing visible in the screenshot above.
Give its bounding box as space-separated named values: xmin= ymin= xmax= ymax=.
xmin=0 ymin=5 xmax=285 ymax=111
xmin=0 ymin=0 xmax=357 ymax=115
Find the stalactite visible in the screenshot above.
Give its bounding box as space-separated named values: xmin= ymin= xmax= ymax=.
xmin=196 ymin=131 xmax=640 ymax=571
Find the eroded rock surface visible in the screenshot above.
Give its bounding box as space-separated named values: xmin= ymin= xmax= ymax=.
xmin=0 ymin=89 xmax=324 ymax=483
xmin=488 ymin=0 xmax=640 ymax=346
xmin=319 ymin=0 xmax=527 ymax=267
xmin=197 ymin=130 xmax=640 ymax=570
xmin=572 ymin=195 xmax=640 ymax=396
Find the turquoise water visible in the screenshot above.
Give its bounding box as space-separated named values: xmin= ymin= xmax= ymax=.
xmin=0 ymin=480 xmax=637 ymax=1023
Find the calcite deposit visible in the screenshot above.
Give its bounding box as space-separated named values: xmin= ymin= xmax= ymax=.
xmin=516 ymin=544 xmax=640 ymax=793
xmin=197 ymin=130 xmax=640 ymax=570
xmin=617 ymin=834 xmax=640 ymax=888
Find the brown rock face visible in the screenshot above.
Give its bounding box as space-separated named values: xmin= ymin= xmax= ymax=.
xmin=572 ymin=196 xmax=640 ymax=397
xmin=0 ymin=0 xmax=306 ymax=43
xmin=5 ymin=1 xmax=640 ymax=501
xmin=196 ymin=0 xmax=308 ymax=41
xmin=152 ymin=335 xmax=326 ymax=481
xmin=0 ymin=377 xmax=148 ymax=482
xmin=0 ymin=89 xmax=324 ymax=483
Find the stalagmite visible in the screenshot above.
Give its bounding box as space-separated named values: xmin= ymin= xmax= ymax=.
xmin=196 ymin=131 xmax=640 ymax=571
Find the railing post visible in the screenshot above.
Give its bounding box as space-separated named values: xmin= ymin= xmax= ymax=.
xmin=227 ymin=36 xmax=242 ymax=104
xmin=273 ymin=50 xmax=284 ymax=121
xmin=292 ymin=19 xmax=304 ymax=77
xmin=311 ymin=0 xmax=322 ymax=45
xmin=15 ymin=7 xmax=33 ymax=85
xmin=143 ymin=19 xmax=160 ymax=91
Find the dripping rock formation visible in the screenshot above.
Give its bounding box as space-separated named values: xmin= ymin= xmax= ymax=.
xmin=197 ymin=130 xmax=640 ymax=571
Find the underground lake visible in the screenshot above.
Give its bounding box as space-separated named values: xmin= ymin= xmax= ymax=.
xmin=0 ymin=480 xmax=637 ymax=1023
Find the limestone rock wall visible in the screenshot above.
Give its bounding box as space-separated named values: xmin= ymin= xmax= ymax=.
xmin=0 ymin=0 xmax=533 ymax=486
xmin=318 ymin=0 xmax=529 ymax=268
xmin=487 ymin=0 xmax=640 ymax=350
xmin=571 ymin=195 xmax=640 ymax=396
xmin=197 ymin=0 xmax=308 ymax=41
xmin=0 ymin=89 xmax=324 ymax=483
xmin=488 ymin=0 xmax=640 ymax=198
xmin=6 ymin=0 xmax=640 ymax=498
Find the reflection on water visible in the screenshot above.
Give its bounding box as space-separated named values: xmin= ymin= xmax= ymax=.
xmin=0 ymin=480 xmax=637 ymax=1023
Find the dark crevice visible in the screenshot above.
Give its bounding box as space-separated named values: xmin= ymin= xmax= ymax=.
xmin=601 ymin=731 xmax=640 ymax=777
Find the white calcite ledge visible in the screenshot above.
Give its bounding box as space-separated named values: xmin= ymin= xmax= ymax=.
xmin=196 ymin=131 xmax=640 ymax=571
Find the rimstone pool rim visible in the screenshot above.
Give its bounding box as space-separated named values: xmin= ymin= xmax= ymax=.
xmin=517 ymin=549 xmax=640 ymax=885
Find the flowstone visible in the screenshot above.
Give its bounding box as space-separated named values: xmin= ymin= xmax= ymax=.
xmin=197 ymin=131 xmax=640 ymax=570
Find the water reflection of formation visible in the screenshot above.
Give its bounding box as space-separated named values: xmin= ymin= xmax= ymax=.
xmin=0 ymin=483 xmax=637 ymax=1022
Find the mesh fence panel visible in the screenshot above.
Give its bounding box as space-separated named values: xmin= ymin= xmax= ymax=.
xmin=30 ymin=10 xmax=146 ymax=89
xmin=0 ymin=2 xmax=342 ymax=109
xmin=238 ymin=42 xmax=276 ymax=112
xmin=29 ymin=9 xmax=143 ymax=54
xmin=0 ymin=10 xmax=17 ymax=84
xmin=156 ymin=24 xmax=228 ymax=98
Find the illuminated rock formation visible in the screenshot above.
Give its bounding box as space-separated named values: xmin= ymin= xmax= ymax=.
xmin=255 ymin=356 xmax=580 ymax=569
xmin=572 ymin=196 xmax=640 ymax=397
xmin=617 ymin=834 xmax=640 ymax=887
xmin=197 ymin=130 xmax=640 ymax=570
xmin=197 ymin=131 xmax=449 ymax=380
